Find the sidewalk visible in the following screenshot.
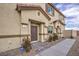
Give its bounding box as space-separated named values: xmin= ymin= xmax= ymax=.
xmin=67 ymin=37 xmax=79 ymax=56
xmin=36 ymin=39 xmax=76 ymax=56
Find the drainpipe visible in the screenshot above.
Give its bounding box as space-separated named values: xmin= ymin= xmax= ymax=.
xmin=71 ymin=30 xmax=73 ymax=38
xmin=19 ymin=12 xmax=22 ymax=47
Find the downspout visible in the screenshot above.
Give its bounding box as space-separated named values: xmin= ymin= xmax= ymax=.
xmin=71 ymin=30 xmax=73 ymax=38
xmin=19 ymin=11 xmax=22 ymax=47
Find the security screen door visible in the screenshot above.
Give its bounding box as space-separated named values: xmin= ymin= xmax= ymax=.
xmin=31 ymin=26 xmax=37 ymax=41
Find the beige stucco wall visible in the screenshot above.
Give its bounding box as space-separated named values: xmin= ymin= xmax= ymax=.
xmin=54 ymin=10 xmax=59 ymax=20
xmin=59 ymin=15 xmax=65 ymax=37
xmin=63 ymin=30 xmax=72 ymax=38
xmin=21 ymin=10 xmax=49 ymax=25
xmin=59 ymin=15 xmax=64 ymax=23
xmin=60 ymin=24 xmax=65 ymax=37
xmin=63 ymin=30 xmax=77 ymax=38
xmin=0 ymin=3 xmax=21 ymax=53
xmin=72 ymin=30 xmax=77 ymax=38
xmin=0 ymin=4 xmax=20 ymax=35
xmin=0 ymin=37 xmax=21 ymax=53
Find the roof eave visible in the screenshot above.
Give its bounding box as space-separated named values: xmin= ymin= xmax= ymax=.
xmin=16 ymin=4 xmax=51 ymax=20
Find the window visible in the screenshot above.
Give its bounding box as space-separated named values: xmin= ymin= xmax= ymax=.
xmin=48 ymin=26 xmax=53 ymax=33
xmin=48 ymin=7 xmax=54 ymax=16
xmin=48 ymin=7 xmax=52 ymax=14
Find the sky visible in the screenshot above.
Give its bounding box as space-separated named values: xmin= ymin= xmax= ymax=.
xmin=54 ymin=3 xmax=79 ymax=30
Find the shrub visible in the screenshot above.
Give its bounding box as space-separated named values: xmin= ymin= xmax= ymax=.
xmin=48 ymin=35 xmax=53 ymax=42
xmin=70 ymin=36 xmax=74 ymax=39
xmin=22 ymin=37 xmax=32 ymax=52
xmin=53 ymin=33 xmax=58 ymax=41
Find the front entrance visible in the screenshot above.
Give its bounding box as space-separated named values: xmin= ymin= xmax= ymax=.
xmin=56 ymin=26 xmax=61 ymax=37
xmin=31 ymin=26 xmax=38 ymax=41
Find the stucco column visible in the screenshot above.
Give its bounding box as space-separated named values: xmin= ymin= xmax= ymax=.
xmin=28 ymin=21 xmax=31 ymax=41
xmin=40 ymin=24 xmax=44 ymax=42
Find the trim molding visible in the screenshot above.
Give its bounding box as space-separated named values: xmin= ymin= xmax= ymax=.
xmin=21 ymin=23 xmax=28 ymax=25
xmin=0 ymin=34 xmax=30 ymax=38
xmin=39 ymin=33 xmax=48 ymax=35
xmin=29 ymin=19 xmax=45 ymax=24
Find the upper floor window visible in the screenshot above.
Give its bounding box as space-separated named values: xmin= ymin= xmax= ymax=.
xmin=47 ymin=7 xmax=54 ymax=16
xmin=46 ymin=4 xmax=54 ymax=16
xmin=48 ymin=7 xmax=52 ymax=14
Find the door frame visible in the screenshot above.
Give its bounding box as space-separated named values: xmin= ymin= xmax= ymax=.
xmin=31 ymin=24 xmax=39 ymax=43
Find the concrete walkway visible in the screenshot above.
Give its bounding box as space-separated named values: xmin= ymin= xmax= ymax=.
xmin=36 ymin=39 xmax=76 ymax=56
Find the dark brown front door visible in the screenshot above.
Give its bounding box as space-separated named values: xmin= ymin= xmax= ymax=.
xmin=31 ymin=26 xmax=37 ymax=41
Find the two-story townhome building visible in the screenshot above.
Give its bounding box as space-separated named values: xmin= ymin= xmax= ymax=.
xmin=0 ymin=3 xmax=65 ymax=53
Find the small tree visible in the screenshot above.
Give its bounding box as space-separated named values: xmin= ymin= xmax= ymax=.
xmin=53 ymin=33 xmax=58 ymax=41
xmin=48 ymin=35 xmax=53 ymax=42
xmin=22 ymin=37 xmax=32 ymax=52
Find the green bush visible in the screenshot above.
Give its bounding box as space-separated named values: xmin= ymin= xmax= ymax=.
xmin=53 ymin=33 xmax=58 ymax=41
xmin=48 ymin=35 xmax=53 ymax=42
xmin=22 ymin=37 xmax=32 ymax=52
xmin=70 ymin=36 xmax=74 ymax=39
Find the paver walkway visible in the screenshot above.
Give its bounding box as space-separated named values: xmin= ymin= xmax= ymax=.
xmin=36 ymin=39 xmax=76 ymax=56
